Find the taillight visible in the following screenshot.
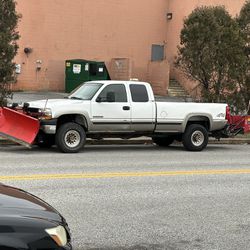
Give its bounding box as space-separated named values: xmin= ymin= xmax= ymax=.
xmin=226 ymin=106 xmax=231 ymax=123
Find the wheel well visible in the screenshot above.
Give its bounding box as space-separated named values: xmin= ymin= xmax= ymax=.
xmin=57 ymin=114 xmax=88 ymax=131
xmin=186 ymin=116 xmax=210 ymax=131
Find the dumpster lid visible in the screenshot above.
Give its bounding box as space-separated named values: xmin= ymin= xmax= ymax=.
xmin=66 ymin=59 xmax=105 ymax=63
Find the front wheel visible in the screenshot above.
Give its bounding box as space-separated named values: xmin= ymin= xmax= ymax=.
xmin=55 ymin=122 xmax=86 ymax=153
xmin=182 ymin=124 xmax=208 ymax=151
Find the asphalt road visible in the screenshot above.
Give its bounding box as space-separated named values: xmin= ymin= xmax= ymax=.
xmin=0 ymin=144 xmax=250 ymax=250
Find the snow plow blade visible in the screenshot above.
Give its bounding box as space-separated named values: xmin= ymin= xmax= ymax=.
xmin=0 ymin=107 xmax=40 ymax=148
xmin=227 ymin=115 xmax=250 ymax=135
xmin=243 ymin=116 xmax=250 ymax=134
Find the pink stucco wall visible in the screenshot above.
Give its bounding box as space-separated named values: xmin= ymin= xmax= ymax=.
xmin=14 ymin=0 xmax=246 ymax=92
xmin=14 ymin=0 xmax=169 ymax=91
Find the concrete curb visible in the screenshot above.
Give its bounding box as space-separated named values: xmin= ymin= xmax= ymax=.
xmin=87 ymin=138 xmax=250 ymax=145
xmin=208 ymin=138 xmax=250 ymax=145
xmin=0 ymin=137 xmax=249 ymax=146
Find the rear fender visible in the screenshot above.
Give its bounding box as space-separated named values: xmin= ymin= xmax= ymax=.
xmin=183 ymin=113 xmax=212 ymax=132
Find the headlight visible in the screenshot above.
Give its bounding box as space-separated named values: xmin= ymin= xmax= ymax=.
xmin=45 ymin=225 xmax=67 ymax=246
xmin=40 ymin=108 xmax=52 ymax=120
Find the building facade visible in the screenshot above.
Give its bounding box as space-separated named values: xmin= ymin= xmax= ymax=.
xmin=14 ymin=0 xmax=246 ymax=94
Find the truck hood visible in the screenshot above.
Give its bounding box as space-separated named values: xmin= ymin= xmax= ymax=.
xmin=27 ymin=99 xmax=83 ymax=109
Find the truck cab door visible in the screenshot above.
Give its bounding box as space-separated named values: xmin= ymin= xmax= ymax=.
xmin=90 ymin=84 xmax=131 ymax=132
xmin=129 ymin=84 xmax=155 ymax=132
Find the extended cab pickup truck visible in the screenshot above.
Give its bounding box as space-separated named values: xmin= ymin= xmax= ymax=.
xmin=24 ymin=80 xmax=230 ymax=153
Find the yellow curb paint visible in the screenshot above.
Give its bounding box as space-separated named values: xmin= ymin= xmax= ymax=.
xmin=1 ymin=169 xmax=250 ymax=181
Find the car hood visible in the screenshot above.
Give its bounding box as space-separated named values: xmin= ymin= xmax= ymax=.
xmin=0 ymin=184 xmax=63 ymax=224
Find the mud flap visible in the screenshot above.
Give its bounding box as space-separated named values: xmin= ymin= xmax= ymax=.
xmin=0 ymin=107 xmax=40 ymax=148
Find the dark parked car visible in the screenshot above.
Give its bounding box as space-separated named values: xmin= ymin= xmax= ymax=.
xmin=0 ymin=184 xmax=72 ymax=250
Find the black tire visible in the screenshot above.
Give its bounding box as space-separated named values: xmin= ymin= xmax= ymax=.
xmin=182 ymin=124 xmax=208 ymax=151
xmin=36 ymin=133 xmax=55 ymax=148
xmin=55 ymin=122 xmax=86 ymax=153
xmin=152 ymin=136 xmax=175 ymax=147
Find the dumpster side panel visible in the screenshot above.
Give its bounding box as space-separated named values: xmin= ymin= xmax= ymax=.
xmin=65 ymin=59 xmax=110 ymax=93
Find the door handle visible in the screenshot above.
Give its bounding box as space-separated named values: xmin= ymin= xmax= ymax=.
xmin=123 ymin=106 xmax=130 ymax=111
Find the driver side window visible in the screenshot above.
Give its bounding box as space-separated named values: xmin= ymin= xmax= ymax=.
xmin=97 ymin=84 xmax=127 ymax=102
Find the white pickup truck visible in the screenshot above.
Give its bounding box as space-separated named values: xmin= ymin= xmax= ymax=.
xmin=22 ymin=80 xmax=230 ymax=153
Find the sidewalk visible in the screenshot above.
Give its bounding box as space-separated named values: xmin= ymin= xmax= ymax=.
xmin=9 ymin=91 xmax=67 ymax=104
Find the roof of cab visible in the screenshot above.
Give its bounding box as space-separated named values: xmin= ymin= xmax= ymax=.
xmin=85 ymin=80 xmax=151 ymax=86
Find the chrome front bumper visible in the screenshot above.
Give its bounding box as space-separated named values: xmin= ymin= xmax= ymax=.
xmin=40 ymin=119 xmax=57 ymax=134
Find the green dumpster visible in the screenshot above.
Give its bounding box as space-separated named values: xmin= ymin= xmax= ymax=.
xmin=65 ymin=59 xmax=110 ymax=93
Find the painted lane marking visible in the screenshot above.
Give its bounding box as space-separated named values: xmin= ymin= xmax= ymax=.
xmin=1 ymin=169 xmax=250 ymax=181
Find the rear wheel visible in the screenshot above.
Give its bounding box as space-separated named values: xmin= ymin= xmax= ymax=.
xmin=152 ymin=136 xmax=175 ymax=147
xmin=55 ymin=122 xmax=86 ymax=153
xmin=182 ymin=124 xmax=208 ymax=151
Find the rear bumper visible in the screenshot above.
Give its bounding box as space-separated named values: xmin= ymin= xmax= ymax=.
xmin=211 ymin=120 xmax=228 ymax=131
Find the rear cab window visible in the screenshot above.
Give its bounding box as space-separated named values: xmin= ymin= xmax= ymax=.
xmin=129 ymin=84 xmax=149 ymax=102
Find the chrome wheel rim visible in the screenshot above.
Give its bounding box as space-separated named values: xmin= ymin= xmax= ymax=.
xmin=191 ymin=130 xmax=204 ymax=147
xmin=64 ymin=130 xmax=81 ymax=148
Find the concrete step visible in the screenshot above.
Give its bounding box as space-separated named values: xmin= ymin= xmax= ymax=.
xmin=168 ymin=89 xmax=187 ymax=94
xmin=168 ymin=90 xmax=187 ymax=93
xmin=169 ymin=79 xmax=181 ymax=85
xmin=168 ymin=93 xmax=190 ymax=98
xmin=168 ymin=79 xmax=191 ymax=98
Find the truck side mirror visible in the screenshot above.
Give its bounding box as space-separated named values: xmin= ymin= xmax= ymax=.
xmin=107 ymin=92 xmax=115 ymax=102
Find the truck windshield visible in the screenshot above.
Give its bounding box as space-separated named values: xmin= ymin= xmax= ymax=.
xmin=68 ymin=83 xmax=103 ymax=100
